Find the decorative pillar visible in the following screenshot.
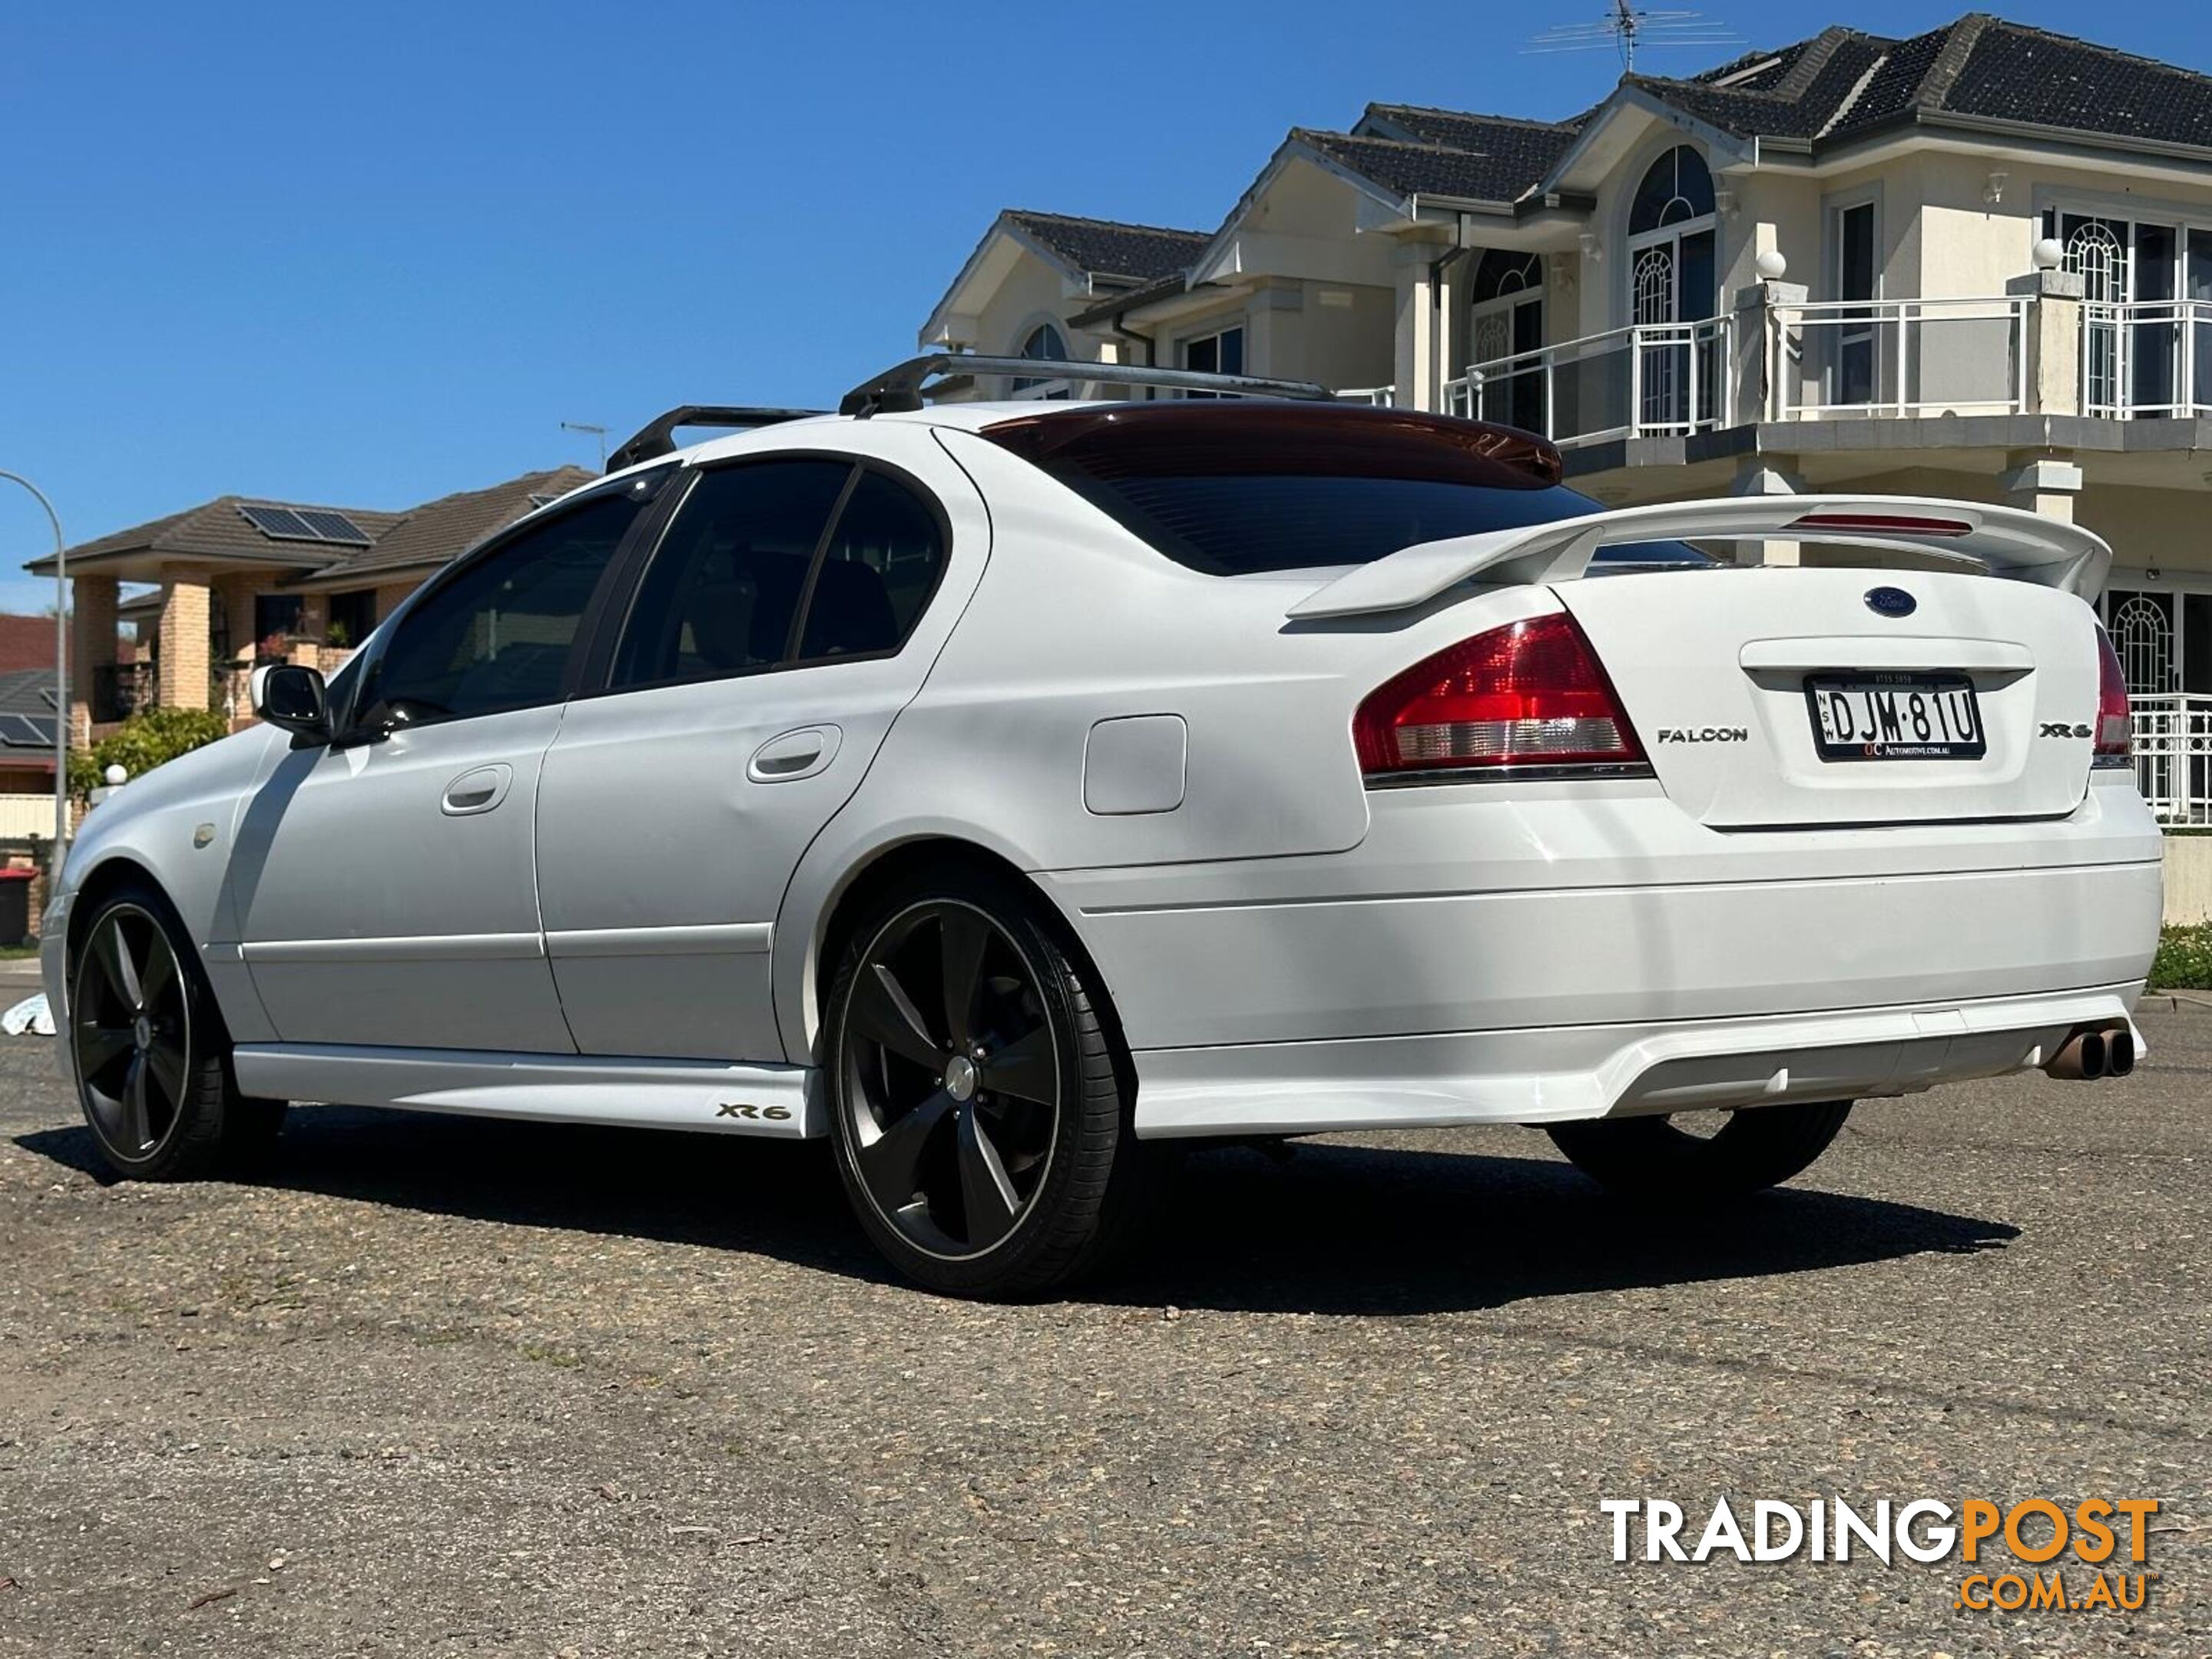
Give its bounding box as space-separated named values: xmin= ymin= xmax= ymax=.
xmin=1436 ymin=252 xmax=1470 ymax=406
xmin=1392 ymin=235 xmax=1449 ymax=412
xmin=291 ymin=592 xmax=329 ymax=673
xmin=1730 ymin=457 xmax=1806 ymax=567
xmin=70 ymin=575 xmax=118 ymax=740
xmin=1732 ymin=257 xmax=1806 ymax=429
xmin=2000 ymin=452 xmax=2083 ymax=525
xmin=2007 ymin=260 xmax=2084 ymax=417
xmin=154 ymin=571 xmax=212 ymax=712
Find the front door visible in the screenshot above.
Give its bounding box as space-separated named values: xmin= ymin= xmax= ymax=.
xmin=233 ymin=475 xmax=667 ymax=1050
xmin=535 ymin=441 xmax=977 ymax=1061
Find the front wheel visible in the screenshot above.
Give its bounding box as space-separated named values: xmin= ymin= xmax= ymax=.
xmin=823 ymin=866 xmax=1156 ymax=1298
xmin=69 ymin=884 xmax=285 ymax=1181
xmin=1545 ymin=1100 xmax=1853 ymax=1200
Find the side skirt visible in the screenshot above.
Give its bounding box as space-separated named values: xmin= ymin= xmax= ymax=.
xmin=231 ymin=1044 xmax=825 ymax=1139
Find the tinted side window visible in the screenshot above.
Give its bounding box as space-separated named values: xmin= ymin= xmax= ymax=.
xmin=612 ymin=461 xmax=853 ymax=689
xmin=364 ymin=487 xmax=654 ymax=723
xmin=794 ymin=471 xmax=946 ymax=661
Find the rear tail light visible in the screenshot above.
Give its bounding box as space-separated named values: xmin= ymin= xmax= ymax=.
xmin=1353 ymin=611 xmax=1648 ymax=781
xmin=2093 ymin=626 xmax=2131 ymax=769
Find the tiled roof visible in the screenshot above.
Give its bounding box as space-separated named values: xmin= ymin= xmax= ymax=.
xmin=1000 ymin=211 xmax=1210 ymax=284
xmin=0 ymin=667 xmax=61 ymax=760
xmin=1626 ymin=14 xmax=2212 ymax=152
xmin=54 ymin=497 xmax=406 ymax=568
xmin=31 ymin=466 xmax=599 ymax=588
xmin=1295 ymin=128 xmax=1546 ymax=203
xmin=302 ymin=465 xmax=599 ymax=583
xmin=1353 ymin=106 xmax=1583 ymax=200
xmin=0 ymin=615 xmax=57 ymax=675
xmin=1934 ymin=17 xmax=2212 ymax=147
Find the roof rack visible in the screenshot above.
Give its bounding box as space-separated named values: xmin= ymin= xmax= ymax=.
xmin=605 ymin=405 xmax=826 ymax=472
xmin=837 ymin=354 xmax=1339 ymax=417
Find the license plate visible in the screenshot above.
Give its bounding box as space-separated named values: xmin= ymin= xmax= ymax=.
xmin=1804 ymin=672 xmax=1985 ymax=761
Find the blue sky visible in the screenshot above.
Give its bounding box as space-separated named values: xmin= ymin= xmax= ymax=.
xmin=0 ymin=0 xmax=2200 ymax=613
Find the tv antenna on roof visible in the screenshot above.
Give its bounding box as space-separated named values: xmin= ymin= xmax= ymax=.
xmin=1525 ymin=1 xmax=1741 ymax=72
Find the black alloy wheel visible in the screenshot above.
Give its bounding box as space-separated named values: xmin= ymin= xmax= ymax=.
xmin=69 ymin=882 xmax=286 ymax=1180
xmin=72 ymin=902 xmax=192 ymax=1166
xmin=839 ymin=899 xmax=1061 ymax=1259
xmin=825 ymin=865 xmax=1163 ymax=1298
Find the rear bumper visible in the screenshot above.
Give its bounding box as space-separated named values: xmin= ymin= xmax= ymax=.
xmin=1038 ymin=780 xmax=2164 ymax=1136
xmin=1127 ymin=984 xmax=2143 ymax=1136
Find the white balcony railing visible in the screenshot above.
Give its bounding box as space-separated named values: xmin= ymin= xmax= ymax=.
xmin=1336 ymin=385 xmax=1397 ymax=406
xmin=2082 ymin=300 xmax=2212 ymax=419
xmin=1772 ymin=296 xmax=2028 ymax=420
xmin=2131 ymin=694 xmax=2212 ymax=826
xmin=1446 ymin=316 xmax=1731 ymax=448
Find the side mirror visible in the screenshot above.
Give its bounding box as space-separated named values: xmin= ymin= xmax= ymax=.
xmin=251 ymin=663 xmax=332 ymax=743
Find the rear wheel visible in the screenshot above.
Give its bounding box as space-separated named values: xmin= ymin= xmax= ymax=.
xmin=823 ymin=866 xmax=1156 ymax=1298
xmin=1545 ymin=1100 xmax=1852 ymax=1200
xmin=70 ymin=884 xmax=284 ymax=1180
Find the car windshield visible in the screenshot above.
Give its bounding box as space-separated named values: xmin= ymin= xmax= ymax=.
xmin=982 ymin=403 xmax=1706 ymax=576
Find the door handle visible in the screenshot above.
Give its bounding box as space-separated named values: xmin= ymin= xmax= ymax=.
xmin=441 ymin=763 xmax=514 ymax=816
xmin=747 ymin=724 xmax=841 ymax=783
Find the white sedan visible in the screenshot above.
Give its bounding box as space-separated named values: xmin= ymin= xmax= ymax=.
xmin=45 ymin=356 xmax=2163 ymax=1296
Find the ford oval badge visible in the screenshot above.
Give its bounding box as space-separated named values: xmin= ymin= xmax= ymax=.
xmin=1864 ymin=586 xmax=1917 ymax=618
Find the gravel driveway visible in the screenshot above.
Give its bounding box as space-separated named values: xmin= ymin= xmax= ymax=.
xmin=0 ymin=983 xmax=2204 ymax=1656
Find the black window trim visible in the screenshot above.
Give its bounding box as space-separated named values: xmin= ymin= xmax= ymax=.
xmin=571 ymin=448 xmax=955 ymax=703
xmin=333 ymin=463 xmax=681 ymax=740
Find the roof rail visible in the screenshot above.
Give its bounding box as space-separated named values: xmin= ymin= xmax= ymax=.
xmin=838 ymin=354 xmax=1338 ymax=417
xmin=605 ymin=406 xmax=826 ymax=472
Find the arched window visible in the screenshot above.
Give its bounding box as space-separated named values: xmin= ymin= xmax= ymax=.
xmin=1624 ymin=145 xmax=1720 ymax=431
xmin=1465 ymin=251 xmax=1545 ymax=432
xmin=1011 ymin=323 xmax=1072 ymax=397
xmin=1629 ymin=146 xmax=1715 ymax=236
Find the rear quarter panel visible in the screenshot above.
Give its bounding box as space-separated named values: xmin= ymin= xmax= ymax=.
xmin=770 ymin=429 xmax=1564 ymax=1056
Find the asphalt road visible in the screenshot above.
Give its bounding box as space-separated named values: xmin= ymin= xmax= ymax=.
xmin=0 ymin=978 xmax=2204 ymax=1657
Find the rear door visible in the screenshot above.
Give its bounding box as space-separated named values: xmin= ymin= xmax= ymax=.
xmin=1555 ymin=565 xmax=2102 ymax=826
xmin=534 ymin=436 xmax=984 ymax=1061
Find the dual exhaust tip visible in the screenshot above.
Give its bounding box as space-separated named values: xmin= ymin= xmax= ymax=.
xmin=2044 ymin=1023 xmax=2136 ymax=1081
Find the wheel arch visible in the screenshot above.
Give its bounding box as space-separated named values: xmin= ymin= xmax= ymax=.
xmin=781 ymin=832 xmax=1122 ymax=1071
xmin=65 ymin=854 xmax=166 ymax=972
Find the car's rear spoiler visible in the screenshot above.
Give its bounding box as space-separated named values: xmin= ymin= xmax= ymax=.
xmin=1283 ymin=495 xmax=2113 ymax=620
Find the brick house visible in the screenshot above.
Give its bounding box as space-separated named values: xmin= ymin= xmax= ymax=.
xmin=30 ymin=465 xmax=597 ymax=741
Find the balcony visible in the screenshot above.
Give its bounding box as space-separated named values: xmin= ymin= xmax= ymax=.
xmin=2133 ymin=694 xmax=2212 ymax=826
xmin=1770 ymin=296 xmax=2029 ymax=421
xmin=2081 ymin=300 xmax=2212 ymax=419
xmin=1446 ymin=317 xmax=1732 ymax=447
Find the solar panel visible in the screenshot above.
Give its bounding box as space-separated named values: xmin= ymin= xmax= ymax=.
xmin=293 ymin=508 xmax=371 ymax=545
xmin=239 ymin=503 xmax=373 ymax=545
xmin=240 ymin=504 xmax=315 ymax=540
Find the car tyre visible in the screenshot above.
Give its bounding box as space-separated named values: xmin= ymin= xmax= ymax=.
xmin=1544 ymin=1100 xmax=1853 ymax=1200
xmin=69 ymin=882 xmax=285 ymax=1181
xmin=824 ymin=865 xmax=1161 ymax=1298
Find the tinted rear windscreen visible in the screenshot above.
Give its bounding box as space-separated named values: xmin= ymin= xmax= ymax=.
xmin=983 ymin=405 xmax=1702 ymax=575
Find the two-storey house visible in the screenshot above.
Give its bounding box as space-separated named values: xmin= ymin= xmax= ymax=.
xmin=922 ymin=13 xmax=2212 ymax=823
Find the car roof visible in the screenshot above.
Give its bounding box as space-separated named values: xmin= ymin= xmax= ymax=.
xmin=610 ymin=399 xmax=1565 ymax=482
